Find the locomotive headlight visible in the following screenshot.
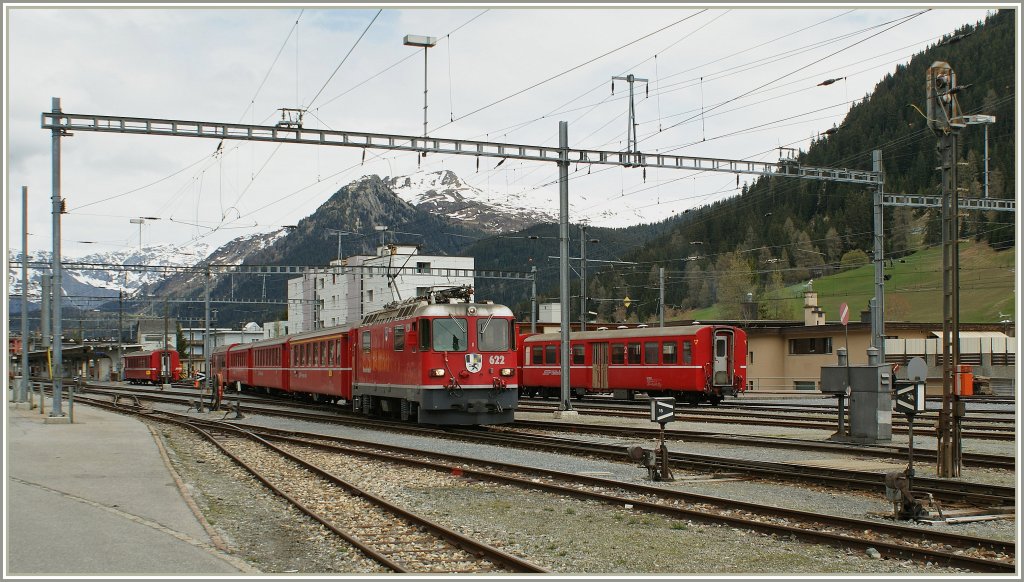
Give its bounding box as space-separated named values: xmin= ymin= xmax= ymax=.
xmin=429 ymin=368 xmax=446 ymax=377
xmin=499 ymin=368 xmax=514 ymax=377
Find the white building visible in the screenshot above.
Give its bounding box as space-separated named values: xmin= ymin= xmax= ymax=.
xmin=288 ymin=245 xmax=475 ymax=332
xmin=262 ymin=320 xmax=290 ymax=339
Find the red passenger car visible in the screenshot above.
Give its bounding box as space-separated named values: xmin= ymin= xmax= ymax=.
xmin=519 ymin=325 xmax=746 ymax=405
xmin=123 ymin=349 xmax=182 ymax=385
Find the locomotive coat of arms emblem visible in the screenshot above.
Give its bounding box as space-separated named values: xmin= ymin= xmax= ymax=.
xmin=465 ymin=353 xmax=483 ymax=373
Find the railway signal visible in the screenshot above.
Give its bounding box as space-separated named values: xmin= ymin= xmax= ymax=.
xmin=649 ymin=397 xmax=676 ymax=482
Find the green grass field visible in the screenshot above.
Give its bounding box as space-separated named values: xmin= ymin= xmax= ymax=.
xmin=688 ymin=241 xmax=1016 ymax=324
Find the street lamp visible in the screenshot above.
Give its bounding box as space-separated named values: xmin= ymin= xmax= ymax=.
xmin=403 ymin=34 xmax=437 ymax=147
xmin=962 ymin=114 xmax=997 ymax=198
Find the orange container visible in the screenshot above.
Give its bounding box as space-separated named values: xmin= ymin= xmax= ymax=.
xmin=956 ymin=364 xmax=974 ymax=396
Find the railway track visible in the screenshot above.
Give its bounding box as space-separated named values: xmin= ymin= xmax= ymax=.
xmin=101 ymin=401 xmax=547 ymax=574
xmin=510 ymin=418 xmax=1015 ymax=471
xmin=75 ymin=394 xmax=1016 ymax=573
xmin=517 ymin=401 xmax=1016 ymax=441
xmin=66 ymin=383 xmax=1015 ymax=504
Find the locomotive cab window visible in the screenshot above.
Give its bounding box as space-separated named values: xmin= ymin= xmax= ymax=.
xmin=362 ymin=331 xmax=371 ymax=353
xmin=432 ymin=317 xmax=467 ymax=352
xmin=477 ymin=317 xmax=509 ymax=351
xmin=683 ymin=341 xmax=693 ymax=365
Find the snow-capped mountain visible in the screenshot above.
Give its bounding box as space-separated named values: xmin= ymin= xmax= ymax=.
xmin=8 ymin=229 xmax=288 ymax=310
xmin=143 ymin=229 xmax=289 ymax=298
xmin=384 ymin=170 xmax=557 ymax=233
xmin=10 ymin=242 xmax=208 ymax=304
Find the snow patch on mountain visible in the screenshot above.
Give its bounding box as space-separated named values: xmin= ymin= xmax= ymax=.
xmin=384 ymin=170 xmax=557 ymax=233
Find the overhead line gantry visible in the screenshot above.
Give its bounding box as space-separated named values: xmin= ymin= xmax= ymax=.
xmin=40 ymin=102 xmax=1011 ymax=416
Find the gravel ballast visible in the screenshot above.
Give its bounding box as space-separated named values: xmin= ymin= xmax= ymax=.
xmin=150 ymin=405 xmax=1016 ymax=575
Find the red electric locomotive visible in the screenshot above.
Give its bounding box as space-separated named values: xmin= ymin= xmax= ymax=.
xmin=519 ymin=325 xmax=746 ymax=405
xmin=353 ymin=287 xmax=518 ymax=424
xmin=123 ymin=349 xmax=182 ymax=385
xmin=211 ymin=286 xmax=519 ymax=425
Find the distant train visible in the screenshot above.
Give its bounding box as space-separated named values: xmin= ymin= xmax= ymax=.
xmin=518 ymin=324 xmax=747 ymax=405
xmin=210 ymin=286 xmax=519 ymax=425
xmin=123 ymin=349 xmax=183 ymax=385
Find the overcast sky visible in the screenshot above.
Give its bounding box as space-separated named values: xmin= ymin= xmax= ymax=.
xmin=4 ymin=3 xmax=1000 ymax=260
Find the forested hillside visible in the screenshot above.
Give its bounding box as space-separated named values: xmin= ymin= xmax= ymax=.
xmin=584 ymin=9 xmax=1015 ymax=323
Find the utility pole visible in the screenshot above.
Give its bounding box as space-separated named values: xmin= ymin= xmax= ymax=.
xmin=530 ymin=265 xmax=537 ymax=334
xmin=41 ymin=275 xmax=51 ymax=349
xmin=927 ymin=61 xmax=965 ymax=478
xmin=117 ymin=289 xmax=123 ymax=381
xmin=19 ymin=186 xmax=29 ymax=402
xmin=579 ymin=224 xmax=587 ymax=332
xmin=872 ymin=150 xmax=885 ymax=359
xmin=50 ymin=97 xmax=66 ymax=419
xmin=612 ymin=74 xmax=648 ymax=166
xmin=203 ymin=266 xmax=212 ymax=412
xmin=163 ymin=299 xmax=170 ymax=385
xmin=558 ymin=121 xmax=573 ymax=414
xmin=659 ymin=267 xmax=665 ymax=328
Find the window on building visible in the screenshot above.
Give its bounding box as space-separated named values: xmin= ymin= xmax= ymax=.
xmin=662 ymin=342 xmax=678 ymax=365
xmin=417 ymin=287 xmax=429 ymax=298
xmin=416 ymin=261 xmax=431 ymax=274
xmin=572 ymin=344 xmax=585 ymax=365
xmin=627 ymin=342 xmax=641 ymax=364
xmin=644 ymin=342 xmax=659 ymax=365
xmin=611 ymin=344 xmax=625 ymax=365
xmin=794 ymin=381 xmax=817 ymax=391
xmin=789 ymin=337 xmax=833 ymax=355
xmin=367 ymin=290 xmax=374 ymax=303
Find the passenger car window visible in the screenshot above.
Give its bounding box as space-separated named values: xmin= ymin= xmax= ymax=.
xmin=644 ymin=342 xmax=659 ymax=364
xmin=662 ymin=341 xmax=678 ymax=364
xmin=628 ymin=342 xmax=642 ymax=364
xmin=572 ymin=344 xmax=585 ymax=365
xmin=611 ymin=344 xmax=625 ymax=365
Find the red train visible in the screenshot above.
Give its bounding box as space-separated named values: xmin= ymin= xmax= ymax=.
xmin=211 ymin=287 xmax=519 ymax=425
xmin=123 ymin=349 xmax=183 ymax=385
xmin=518 ymin=325 xmax=747 ymax=405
